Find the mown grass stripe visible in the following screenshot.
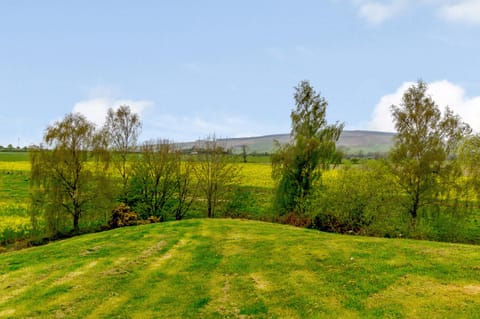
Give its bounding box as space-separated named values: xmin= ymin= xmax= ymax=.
xmin=1 ymin=219 xmax=480 ymax=318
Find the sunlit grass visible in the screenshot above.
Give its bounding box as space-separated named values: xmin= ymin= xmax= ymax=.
xmin=1 ymin=219 xmax=480 ymax=318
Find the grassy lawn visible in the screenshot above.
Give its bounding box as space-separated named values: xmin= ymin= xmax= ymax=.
xmin=1 ymin=219 xmax=480 ymax=318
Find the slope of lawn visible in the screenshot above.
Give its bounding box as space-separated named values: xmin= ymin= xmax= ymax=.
xmin=1 ymin=219 xmax=480 ymax=318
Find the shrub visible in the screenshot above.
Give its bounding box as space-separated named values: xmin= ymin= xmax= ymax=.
xmin=109 ymin=204 xmax=137 ymax=229
xmin=311 ymin=162 xmax=400 ymax=236
xmin=277 ymin=212 xmax=312 ymax=228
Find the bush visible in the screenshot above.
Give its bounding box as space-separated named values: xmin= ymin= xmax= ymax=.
xmin=311 ymin=162 xmax=400 ymax=236
xmin=109 ymin=204 xmax=137 ymax=229
xmin=277 ymin=212 xmax=312 ymax=228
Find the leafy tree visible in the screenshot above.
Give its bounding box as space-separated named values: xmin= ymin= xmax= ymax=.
xmin=389 ymin=80 xmax=470 ymax=223
xmin=128 ymin=140 xmax=177 ymax=220
xmin=104 ymin=105 xmax=142 ymax=198
xmin=193 ymin=135 xmax=239 ymax=218
xmin=173 ymin=156 xmax=197 ymax=220
xmin=272 ymin=80 xmax=344 ymax=214
xmin=458 ymin=134 xmax=480 ymax=206
xmin=30 ymin=113 xmax=111 ymax=234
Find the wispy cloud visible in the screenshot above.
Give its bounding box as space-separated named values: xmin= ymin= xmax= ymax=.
xmin=368 ymin=80 xmax=480 ymax=132
xmin=439 ymin=0 xmax=480 ymax=25
xmin=351 ymin=0 xmax=480 ymax=25
xmin=354 ymin=0 xmax=407 ymax=25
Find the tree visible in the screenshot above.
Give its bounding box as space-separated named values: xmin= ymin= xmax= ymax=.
xmin=30 ymin=113 xmax=111 ymax=234
xmin=389 ymin=80 xmax=470 ymax=223
xmin=241 ymin=144 xmax=248 ymax=163
xmin=128 ymin=140 xmax=177 ymax=220
xmin=104 ymin=105 xmax=142 ymax=198
xmin=193 ymin=135 xmax=239 ymax=218
xmin=173 ymin=156 xmax=197 ymax=220
xmin=457 ymin=134 xmax=480 ymax=206
xmin=272 ymin=80 xmax=344 ymax=214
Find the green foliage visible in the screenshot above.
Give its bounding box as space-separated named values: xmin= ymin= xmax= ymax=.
xmin=104 ymin=105 xmax=142 ymax=198
xmin=108 ymin=203 xmax=138 ymax=228
xmin=29 ymin=113 xmax=113 ymax=234
xmin=127 ymin=141 xmax=198 ymax=221
xmin=127 ymin=141 xmax=177 ymax=220
xmin=389 ymin=80 xmax=471 ymax=222
xmin=193 ymin=135 xmax=240 ymax=218
xmin=172 ymin=158 xmax=197 ymax=220
xmin=458 ymin=134 xmax=480 ymax=205
xmin=272 ymin=80 xmax=344 ymax=215
xmin=312 ymin=162 xmax=403 ymax=237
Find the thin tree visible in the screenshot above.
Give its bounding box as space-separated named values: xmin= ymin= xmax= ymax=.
xmin=173 ymin=155 xmax=197 ymax=220
xmin=193 ymin=135 xmax=239 ymax=218
xmin=272 ymin=80 xmax=344 ymax=214
xmin=104 ymin=105 xmax=142 ymax=198
xmin=389 ymin=80 xmax=470 ymax=223
xmin=241 ymin=144 xmax=248 ymax=163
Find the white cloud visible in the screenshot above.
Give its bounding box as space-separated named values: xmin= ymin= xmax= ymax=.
xmin=368 ymin=82 xmax=413 ymax=132
xmin=353 ymin=0 xmax=408 ymax=25
xmin=351 ymin=0 xmax=480 ymax=25
xmin=368 ymin=80 xmax=480 ymax=132
xmin=73 ymin=97 xmax=152 ymax=126
xmin=439 ymin=0 xmax=480 ymax=24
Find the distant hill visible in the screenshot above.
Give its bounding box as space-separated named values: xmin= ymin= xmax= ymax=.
xmin=180 ymin=130 xmax=396 ymax=155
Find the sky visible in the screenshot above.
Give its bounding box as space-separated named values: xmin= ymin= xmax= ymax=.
xmin=1 ymin=0 xmax=480 ymax=147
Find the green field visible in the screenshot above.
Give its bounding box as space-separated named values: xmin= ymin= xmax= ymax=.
xmin=0 ymin=153 xmax=277 ymax=243
xmin=0 ymin=153 xmax=31 ymax=243
xmin=1 ymin=219 xmax=480 ymax=318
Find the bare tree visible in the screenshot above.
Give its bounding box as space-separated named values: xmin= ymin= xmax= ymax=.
xmin=241 ymin=144 xmax=248 ymax=163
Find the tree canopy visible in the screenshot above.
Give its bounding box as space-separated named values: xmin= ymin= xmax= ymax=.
xmin=272 ymin=80 xmax=344 ymax=214
xmin=389 ymin=80 xmax=470 ymax=222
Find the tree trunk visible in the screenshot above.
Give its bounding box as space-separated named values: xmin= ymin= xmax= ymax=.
xmin=207 ymin=200 xmax=213 ymax=218
xmin=73 ymin=212 xmax=80 ymax=233
xmin=410 ymin=191 xmax=420 ymax=227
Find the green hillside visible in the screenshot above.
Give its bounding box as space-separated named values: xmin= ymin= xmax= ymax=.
xmin=1 ymin=219 xmax=479 ymax=318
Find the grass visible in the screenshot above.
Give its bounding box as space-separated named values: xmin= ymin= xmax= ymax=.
xmin=0 ymin=159 xmax=32 ymax=242
xmin=1 ymin=218 xmax=480 ymax=318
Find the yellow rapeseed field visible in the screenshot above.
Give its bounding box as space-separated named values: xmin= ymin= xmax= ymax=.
xmin=0 ymin=161 xmax=29 ymax=172
xmin=238 ymin=163 xmax=274 ymax=188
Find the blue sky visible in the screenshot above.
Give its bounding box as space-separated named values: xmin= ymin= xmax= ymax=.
xmin=1 ymin=0 xmax=480 ymax=146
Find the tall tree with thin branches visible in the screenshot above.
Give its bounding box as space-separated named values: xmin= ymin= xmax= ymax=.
xmin=194 ymin=135 xmax=239 ymax=218
xmin=104 ymin=105 xmax=142 ymax=198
